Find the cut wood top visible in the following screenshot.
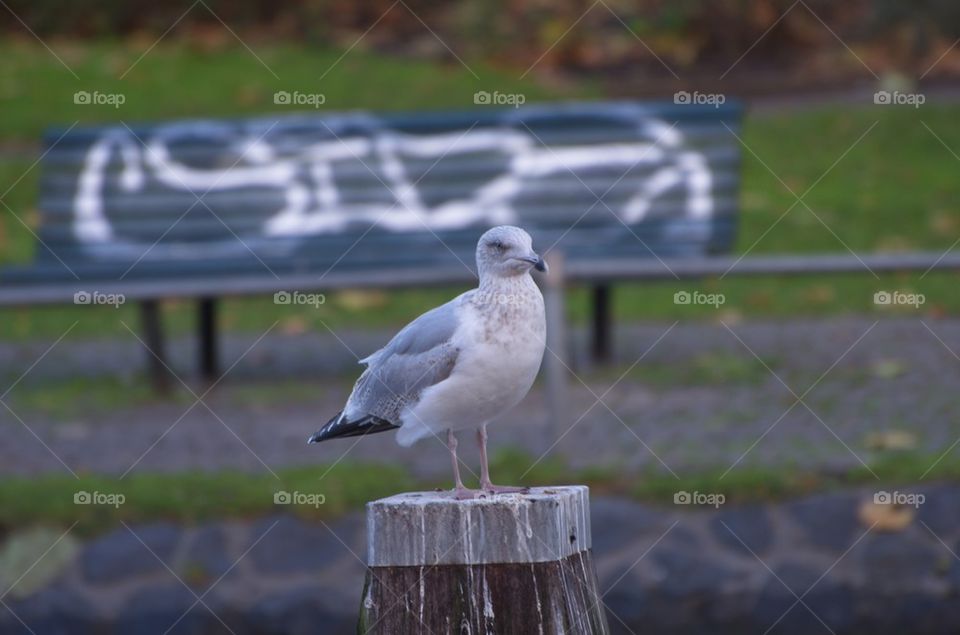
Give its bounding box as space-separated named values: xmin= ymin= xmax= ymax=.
xmin=366 ymin=486 xmax=592 ymax=567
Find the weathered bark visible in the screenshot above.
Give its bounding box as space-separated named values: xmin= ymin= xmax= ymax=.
xmin=360 ymin=550 xmax=608 ymax=634
xmin=358 ymin=486 xmax=610 ymax=634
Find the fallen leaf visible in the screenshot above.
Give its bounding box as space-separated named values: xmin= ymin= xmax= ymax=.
xmin=335 ymin=290 xmax=388 ymax=311
xmin=864 ymin=429 xmax=916 ymax=451
xmin=930 ymin=211 xmax=958 ymax=234
xmin=876 ymin=236 xmax=915 ymax=252
xmin=715 ymin=308 xmax=743 ymax=325
xmin=870 ymin=359 xmax=906 ymax=379
xmin=803 ymin=284 xmax=835 ymax=304
xmin=281 ymin=316 xmax=308 ymax=335
xmin=0 ymin=529 xmax=79 ymax=598
xmin=858 ymin=500 xmax=914 ymax=532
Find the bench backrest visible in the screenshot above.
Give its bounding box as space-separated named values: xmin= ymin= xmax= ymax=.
xmin=36 ymin=101 xmax=743 ymax=280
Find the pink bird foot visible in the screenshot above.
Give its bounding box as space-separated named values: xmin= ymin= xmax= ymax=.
xmin=452 ymin=486 xmax=482 ymax=500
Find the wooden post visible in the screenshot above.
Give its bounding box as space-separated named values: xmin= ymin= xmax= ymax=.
xmin=359 ymin=486 xmax=610 ymax=634
xmin=543 ymin=251 xmax=569 ymax=435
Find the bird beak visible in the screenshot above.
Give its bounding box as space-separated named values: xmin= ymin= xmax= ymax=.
xmin=517 ymin=253 xmax=548 ymax=273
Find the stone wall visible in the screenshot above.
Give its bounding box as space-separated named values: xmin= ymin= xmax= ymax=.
xmin=2 ymin=483 xmax=959 ymax=634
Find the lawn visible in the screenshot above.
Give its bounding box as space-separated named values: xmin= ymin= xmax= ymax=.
xmin=1 ymin=448 xmax=954 ymax=536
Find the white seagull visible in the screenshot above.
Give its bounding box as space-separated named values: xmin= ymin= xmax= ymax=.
xmin=308 ymin=226 xmax=548 ymax=499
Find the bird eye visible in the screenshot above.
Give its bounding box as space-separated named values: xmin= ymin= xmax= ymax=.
xmin=490 ymin=240 xmax=505 ymax=251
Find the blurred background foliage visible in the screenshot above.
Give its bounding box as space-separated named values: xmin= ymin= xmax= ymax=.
xmin=3 ymin=0 xmax=960 ymax=85
xmin=2 ymin=0 xmax=960 ymax=337
xmin=1 ymin=0 xmax=959 ymax=531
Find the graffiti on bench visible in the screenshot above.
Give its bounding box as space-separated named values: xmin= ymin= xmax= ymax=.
xmin=71 ymin=113 xmax=716 ymax=253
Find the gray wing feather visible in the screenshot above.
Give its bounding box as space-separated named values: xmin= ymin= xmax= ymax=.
xmin=344 ymin=296 xmax=464 ymax=424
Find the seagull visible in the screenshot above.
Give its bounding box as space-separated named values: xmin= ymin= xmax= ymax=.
xmin=308 ymin=226 xmax=548 ymax=499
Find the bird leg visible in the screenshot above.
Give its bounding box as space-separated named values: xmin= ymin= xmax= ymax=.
xmin=477 ymin=424 xmax=528 ymax=494
xmin=448 ymin=429 xmax=479 ymax=500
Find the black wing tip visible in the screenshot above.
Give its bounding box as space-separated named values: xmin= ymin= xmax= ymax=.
xmin=307 ymin=411 xmax=342 ymax=444
xmin=307 ymin=411 xmax=399 ymax=444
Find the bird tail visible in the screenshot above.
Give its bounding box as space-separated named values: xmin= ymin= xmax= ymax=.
xmin=307 ymin=410 xmax=399 ymax=444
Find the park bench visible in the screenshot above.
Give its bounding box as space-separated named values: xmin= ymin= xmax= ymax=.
xmin=0 ymin=101 xmax=746 ymax=389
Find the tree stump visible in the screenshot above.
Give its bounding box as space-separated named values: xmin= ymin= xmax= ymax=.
xmin=358 ymin=485 xmax=610 ymax=634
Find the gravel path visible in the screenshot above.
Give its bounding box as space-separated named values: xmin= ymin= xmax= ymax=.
xmin=1 ymin=316 xmax=958 ymax=480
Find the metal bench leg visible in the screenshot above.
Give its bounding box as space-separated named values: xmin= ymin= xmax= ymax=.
xmin=543 ymin=252 xmax=569 ymax=437
xmin=591 ymin=284 xmax=611 ymax=363
xmin=198 ymin=297 xmax=219 ymax=381
xmin=139 ymin=300 xmax=172 ymax=394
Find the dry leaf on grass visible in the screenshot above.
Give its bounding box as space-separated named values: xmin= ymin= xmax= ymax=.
xmin=281 ymin=316 xmax=308 ymax=335
xmin=334 ymin=290 xmax=389 ymax=311
xmin=858 ymin=500 xmax=914 ymax=532
xmin=864 ymin=429 xmax=916 ymax=451
xmin=870 ymin=359 xmax=907 ymax=380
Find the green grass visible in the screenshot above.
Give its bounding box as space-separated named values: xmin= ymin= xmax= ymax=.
xmin=0 ymin=39 xmax=576 ymax=142
xmin=2 ymin=448 xmax=958 ymax=536
xmin=0 ymin=37 xmax=576 ymax=272
xmin=0 ymin=271 xmax=953 ymax=343
xmin=0 ymin=462 xmax=416 ymax=537
xmin=4 ymin=370 xmax=359 ymax=419
xmin=597 ymin=352 xmax=780 ymax=387
xmin=6 ymin=374 xmax=192 ymax=418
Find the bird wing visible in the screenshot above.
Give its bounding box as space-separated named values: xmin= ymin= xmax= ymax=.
xmin=310 ymin=293 xmax=465 ymax=442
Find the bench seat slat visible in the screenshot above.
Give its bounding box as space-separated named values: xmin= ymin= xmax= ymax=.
xmin=7 ymin=100 xmax=744 ymax=294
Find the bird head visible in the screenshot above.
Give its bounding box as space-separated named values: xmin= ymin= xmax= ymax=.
xmin=476 ymin=225 xmax=547 ymax=279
